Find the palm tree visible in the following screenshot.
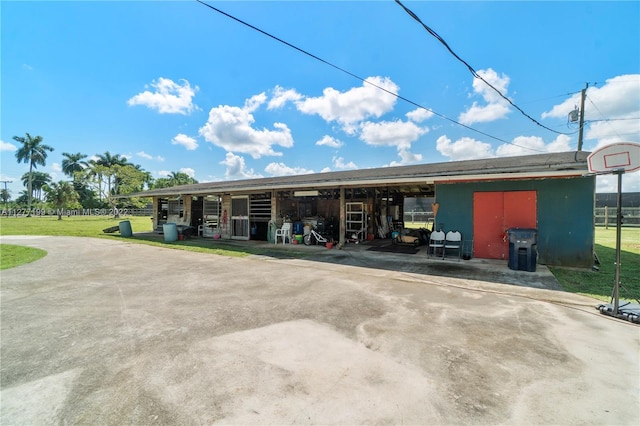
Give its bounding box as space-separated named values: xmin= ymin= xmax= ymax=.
xmin=151 ymin=171 xmax=198 ymax=189
xmin=13 ymin=133 xmax=54 ymax=215
xmin=21 ymin=171 xmax=52 ymax=202
xmin=92 ymin=151 xmax=129 ymax=197
xmin=61 ymin=152 xmax=88 ymax=180
xmin=43 ymin=181 xmax=78 ymax=220
xmin=95 ymin=151 xmax=128 ymax=168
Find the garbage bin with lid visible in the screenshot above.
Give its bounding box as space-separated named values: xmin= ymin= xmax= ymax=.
xmin=119 ymin=220 xmax=133 ymax=237
xmin=507 ymin=228 xmax=537 ymax=272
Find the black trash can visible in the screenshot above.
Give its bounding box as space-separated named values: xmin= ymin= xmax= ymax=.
xmin=507 ymin=228 xmax=537 ymax=272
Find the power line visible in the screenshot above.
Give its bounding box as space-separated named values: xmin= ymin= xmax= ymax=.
xmin=589 ymin=118 xmax=640 ymax=122
xmin=518 ymin=91 xmax=582 ymax=106
xmin=195 ymin=0 xmax=546 ymax=153
xmin=394 ymin=0 xmax=571 ymax=136
xmin=586 ymin=94 xmax=625 ymax=140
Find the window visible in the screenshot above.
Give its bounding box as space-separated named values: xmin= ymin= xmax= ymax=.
xmin=168 ymin=199 xmax=183 ymax=217
xmin=404 ymin=197 xmax=435 ymax=226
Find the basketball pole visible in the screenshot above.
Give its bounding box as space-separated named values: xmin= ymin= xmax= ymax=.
xmin=612 ymin=168 xmax=624 ymax=315
xmin=587 ymin=142 xmax=640 ymax=322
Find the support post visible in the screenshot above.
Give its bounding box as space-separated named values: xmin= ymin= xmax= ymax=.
xmin=612 ymin=170 xmax=624 ymax=315
xmin=339 ymin=187 xmax=345 ymax=247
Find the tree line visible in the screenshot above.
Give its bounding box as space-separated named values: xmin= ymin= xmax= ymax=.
xmin=2 ymin=133 xmax=198 ymax=219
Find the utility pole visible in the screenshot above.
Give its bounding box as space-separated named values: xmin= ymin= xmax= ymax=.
xmin=577 ymin=83 xmax=588 ymax=151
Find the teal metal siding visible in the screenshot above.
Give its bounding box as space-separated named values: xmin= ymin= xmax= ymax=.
xmin=435 ymin=176 xmax=595 ymax=268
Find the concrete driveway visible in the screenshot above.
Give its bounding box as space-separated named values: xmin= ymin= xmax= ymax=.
xmin=1 ymin=235 xmax=638 ymax=425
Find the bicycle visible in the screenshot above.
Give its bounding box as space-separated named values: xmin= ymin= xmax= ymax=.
xmin=303 ymin=225 xmax=333 ymax=246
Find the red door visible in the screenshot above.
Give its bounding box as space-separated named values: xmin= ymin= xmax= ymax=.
xmin=473 ymin=191 xmax=536 ymax=259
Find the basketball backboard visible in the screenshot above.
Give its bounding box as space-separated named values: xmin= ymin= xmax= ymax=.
xmin=587 ymin=142 xmax=640 ymax=174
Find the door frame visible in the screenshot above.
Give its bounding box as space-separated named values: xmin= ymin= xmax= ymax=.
xmin=231 ymin=196 xmax=250 ymax=240
xmin=473 ymin=190 xmax=537 ymax=259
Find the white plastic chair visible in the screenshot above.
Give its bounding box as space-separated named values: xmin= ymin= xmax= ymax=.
xmin=429 ymin=230 xmax=445 ymax=257
xmin=274 ymin=222 xmax=292 ymax=244
xmin=443 ymin=231 xmax=462 ymax=260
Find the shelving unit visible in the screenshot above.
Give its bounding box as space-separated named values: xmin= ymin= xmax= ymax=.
xmin=346 ymin=202 xmax=366 ymax=237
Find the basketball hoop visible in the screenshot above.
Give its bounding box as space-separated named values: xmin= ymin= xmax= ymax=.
xmin=587 ymin=142 xmax=640 ymax=174
xmin=587 ymin=142 xmax=640 ymax=321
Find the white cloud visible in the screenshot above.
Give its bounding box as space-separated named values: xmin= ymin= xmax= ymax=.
xmin=596 ymin=172 xmax=640 ymax=193
xmin=199 ymin=95 xmax=294 ymax=159
xmin=264 ymin=162 xmax=314 ymax=176
xmin=244 ymin=93 xmax=267 ymax=113
xmin=136 ymin=151 xmax=163 ymax=161
xmin=359 ymin=119 xmax=427 ymax=150
xmin=495 ymin=134 xmax=572 ymax=157
xmin=398 ymin=148 xmax=423 ymax=164
xmin=220 ymin=152 xmax=262 ymax=179
xmin=543 ymin=75 xmax=639 ymax=121
xmin=387 ymin=149 xmax=423 ymax=167
xmin=171 ymin=133 xmax=198 ymax=151
xmin=473 ymin=68 xmax=510 ymax=103
xmin=137 ymin=151 xmax=153 ymax=160
xmin=157 ymin=170 xmax=171 ymax=177
xmin=406 ymin=108 xmax=434 ymax=123
xmin=22 ymin=64 xmax=34 ymax=71
xmin=542 ymin=75 xmax=640 ymax=149
xmin=459 ymin=102 xmax=510 ymax=125
xmin=51 ymin=163 xmax=62 ymax=172
xmin=459 ymin=68 xmax=511 ymax=125
xmin=332 ymin=156 xmax=357 ymax=170
xmin=359 ymin=119 xmax=427 ymax=165
xmin=179 ymin=167 xmax=196 ymax=178
xmin=1 ymin=140 xmax=17 ymax=151
xmin=436 ymin=135 xmax=494 ymax=161
xmin=295 ymin=76 xmax=399 ymax=134
xmin=315 ymin=135 xmax=343 ymax=148
xmin=268 ymin=86 xmax=303 ymax=110
xmin=127 ymin=77 xmax=198 ymax=115
xmin=437 ymin=133 xmax=574 ymax=161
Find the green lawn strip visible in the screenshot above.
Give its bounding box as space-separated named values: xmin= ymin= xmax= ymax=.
xmin=0 ymin=244 xmax=47 ymax=270
xmin=0 ymin=216 xmax=307 ymax=260
xmin=0 ymin=215 xmax=154 ymax=237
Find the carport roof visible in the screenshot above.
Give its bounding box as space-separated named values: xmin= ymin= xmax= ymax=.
xmin=126 ymin=151 xmax=590 ymax=198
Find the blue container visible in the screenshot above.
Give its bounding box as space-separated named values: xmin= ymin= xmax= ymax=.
xmin=163 ymin=223 xmax=178 ymax=242
xmin=119 ymin=220 xmax=132 ymax=237
xmin=293 ymin=221 xmax=304 ymax=235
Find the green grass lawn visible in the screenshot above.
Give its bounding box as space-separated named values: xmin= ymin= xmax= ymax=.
xmin=0 ymin=215 xmax=154 ymax=237
xmin=549 ymin=227 xmax=640 ymax=302
xmin=0 ymin=244 xmax=47 ymax=270
xmin=1 ymin=216 xmax=638 ymax=301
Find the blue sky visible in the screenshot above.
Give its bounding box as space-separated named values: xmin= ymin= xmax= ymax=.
xmin=2 ymin=0 xmax=639 ymax=198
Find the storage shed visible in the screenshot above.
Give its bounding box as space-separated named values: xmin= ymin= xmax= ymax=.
xmin=129 ymin=151 xmax=594 ymax=268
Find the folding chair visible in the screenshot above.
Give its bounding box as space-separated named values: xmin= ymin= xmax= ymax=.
xmin=429 ymin=230 xmax=445 ymax=257
xmin=443 ymin=231 xmax=462 ymax=261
